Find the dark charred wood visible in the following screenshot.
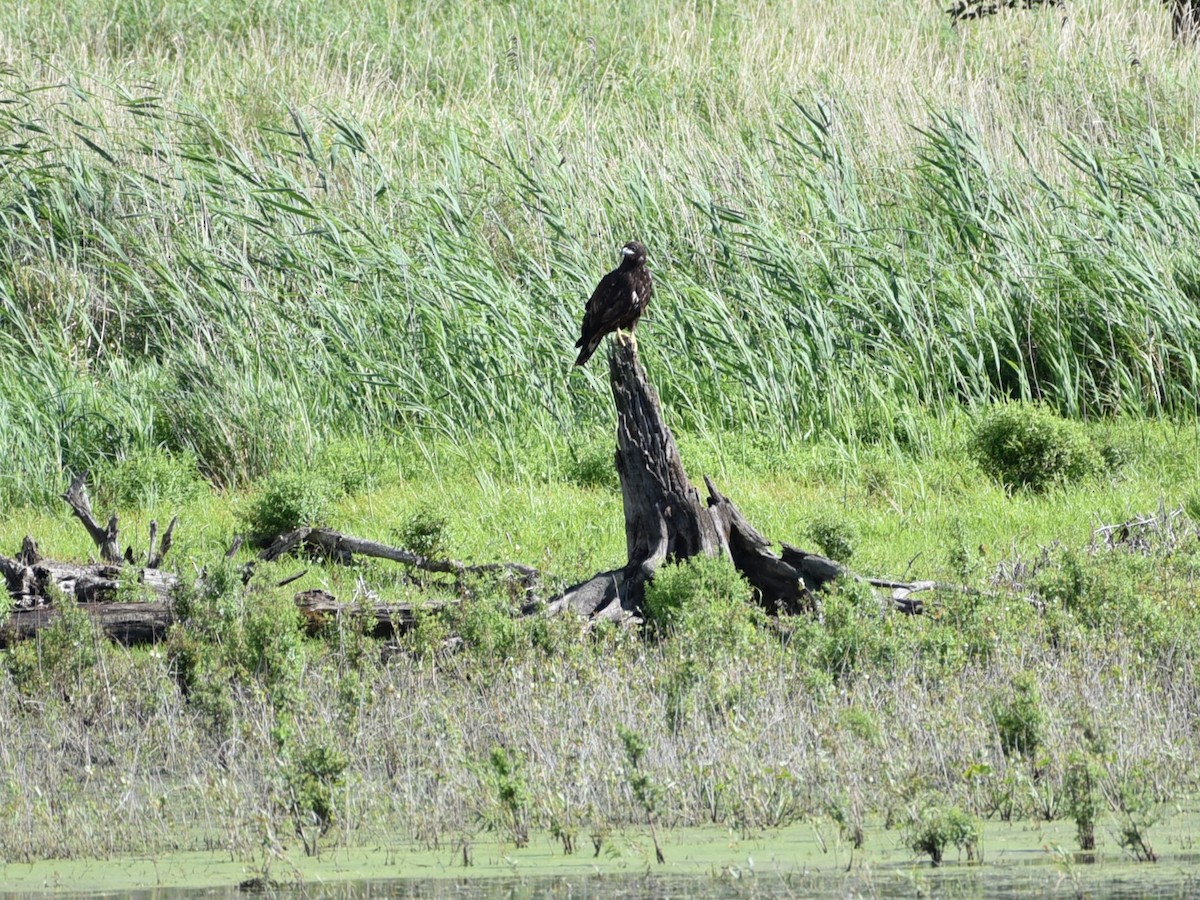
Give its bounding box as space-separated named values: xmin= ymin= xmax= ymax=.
xmin=1 ymin=602 xmax=173 ymax=647
xmin=705 ymin=479 xmax=815 ymax=616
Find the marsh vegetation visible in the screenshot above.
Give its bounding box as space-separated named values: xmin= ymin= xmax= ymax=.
xmin=4 ymin=0 xmax=1200 ymax=890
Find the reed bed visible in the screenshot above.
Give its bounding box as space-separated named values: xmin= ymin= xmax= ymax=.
xmin=3 ymin=0 xmax=1200 ymax=503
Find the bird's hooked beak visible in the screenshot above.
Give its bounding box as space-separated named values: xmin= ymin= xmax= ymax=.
xmin=621 ymin=246 xmax=636 ymax=258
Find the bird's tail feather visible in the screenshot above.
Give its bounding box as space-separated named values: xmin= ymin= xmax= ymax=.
xmin=573 ymin=337 xmax=601 ymax=366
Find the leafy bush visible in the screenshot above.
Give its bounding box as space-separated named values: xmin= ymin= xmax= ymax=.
xmin=6 ymin=587 xmax=101 ymax=695
xmin=810 ymin=514 xmax=856 ymax=563
xmin=477 ymin=745 xmax=529 ymax=848
xmin=453 ymin=593 xmax=518 ymax=660
xmin=905 ymin=801 xmax=979 ymax=866
xmin=971 ymin=402 xmax=1102 ymax=492
xmin=168 ymin=559 xmax=306 ymax=708
xmin=643 ymin=554 xmax=757 ymax=651
xmin=990 ymin=672 xmax=1044 ymax=760
xmin=815 ymin=577 xmax=891 ymax=676
xmin=397 ymin=505 xmax=450 ymax=559
xmin=284 ymin=741 xmax=348 ymax=857
xmin=239 ymin=470 xmax=339 ymax=541
xmin=1063 ymin=751 xmax=1099 ymax=851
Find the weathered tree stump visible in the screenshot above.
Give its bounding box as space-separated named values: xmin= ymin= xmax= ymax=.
xmin=549 ymin=339 xmax=824 ymax=620
xmin=549 ymin=338 xmax=939 ymax=622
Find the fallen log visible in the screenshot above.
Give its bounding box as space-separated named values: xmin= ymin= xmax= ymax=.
xmin=0 ymin=592 xmax=433 ymax=648
xmin=259 ymin=527 xmax=538 ymax=591
xmin=2 ymin=602 xmax=173 ymax=646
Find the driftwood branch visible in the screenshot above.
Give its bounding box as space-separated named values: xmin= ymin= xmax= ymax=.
xmin=62 ymin=472 xmax=121 ymax=563
xmin=260 ymin=526 xmax=539 ymax=588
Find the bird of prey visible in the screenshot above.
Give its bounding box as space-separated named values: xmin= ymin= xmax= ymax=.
xmin=573 ymin=240 xmax=653 ymax=366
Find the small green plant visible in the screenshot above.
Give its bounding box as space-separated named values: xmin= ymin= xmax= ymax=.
xmin=479 ymin=745 xmax=529 ymax=848
xmin=397 ymin=506 xmax=450 ymax=559
xmin=810 ymin=514 xmax=856 ymax=563
xmin=815 ymin=577 xmax=893 ymax=677
xmin=617 ymin=725 xmax=665 ymax=864
xmin=6 ymin=586 xmax=101 ymax=696
xmin=240 ymin=470 xmax=338 ymax=542
xmin=905 ymin=801 xmax=979 ymax=867
xmin=283 ymin=741 xmax=348 ymax=857
xmin=401 ymin=603 xmax=453 ymax=659
xmin=168 ymin=559 xmax=306 ymax=711
xmin=642 ymin=553 xmax=756 ymax=647
xmin=1063 ymin=751 xmax=1100 ymax=851
xmin=454 ymin=593 xmax=519 ymax=660
xmin=840 ymin=706 xmax=880 ymax=745
xmin=1108 ymin=767 xmax=1159 ymax=863
xmin=991 ymin=672 xmax=1044 ymax=760
xmin=971 ymin=402 xmax=1102 ymax=492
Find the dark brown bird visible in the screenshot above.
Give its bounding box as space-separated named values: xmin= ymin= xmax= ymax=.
xmin=573 ymin=240 xmax=653 ymax=366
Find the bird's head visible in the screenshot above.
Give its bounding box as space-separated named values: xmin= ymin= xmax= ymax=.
xmin=620 ymin=240 xmax=647 ymax=268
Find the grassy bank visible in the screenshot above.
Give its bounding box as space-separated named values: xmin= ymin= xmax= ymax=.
xmin=3 ymin=419 xmax=1200 ymax=868
xmin=5 ymin=1 xmax=1200 ymax=502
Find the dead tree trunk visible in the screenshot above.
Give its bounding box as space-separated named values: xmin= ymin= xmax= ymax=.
xmin=551 ymin=339 xmax=824 ymax=620
xmin=549 ymin=338 xmax=939 ymax=622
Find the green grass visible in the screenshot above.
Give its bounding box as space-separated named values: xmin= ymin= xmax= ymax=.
xmin=5 ymin=1 xmax=1200 ymax=501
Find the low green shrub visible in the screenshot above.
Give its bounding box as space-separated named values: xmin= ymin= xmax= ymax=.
xmin=478 ymin=745 xmax=530 ymax=849
xmin=397 ymin=505 xmax=450 ymax=559
xmin=1063 ymin=751 xmax=1100 ymax=851
xmin=642 ymin=553 xmax=756 ymax=647
xmin=971 ymin=402 xmax=1102 ymax=492
xmin=453 ymin=593 xmax=519 ymax=660
xmin=168 ymin=559 xmax=306 ymax=708
xmin=810 ymin=514 xmax=856 ymax=563
xmin=239 ymin=470 xmax=339 ymax=542
xmin=905 ymin=801 xmax=979 ymax=866
xmin=283 ymin=740 xmax=348 ymax=857
xmin=6 ymin=587 xmax=101 ymax=696
xmin=815 ymin=577 xmax=891 ymax=676
xmin=991 ymin=672 xmax=1044 ymax=760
